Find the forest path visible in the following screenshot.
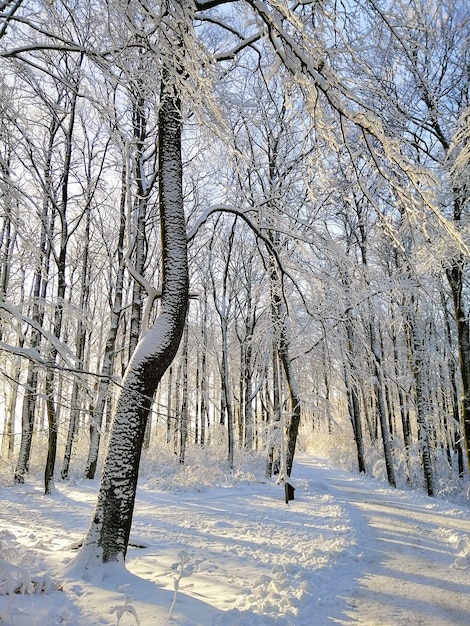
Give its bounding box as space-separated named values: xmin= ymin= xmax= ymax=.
xmin=295 ymin=456 xmax=470 ymax=625
xmin=1 ymin=454 xmax=470 ymax=625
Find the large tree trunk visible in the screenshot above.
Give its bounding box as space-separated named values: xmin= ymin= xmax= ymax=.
xmin=265 ymin=349 xmax=281 ymax=478
xmin=77 ymin=66 xmax=188 ymax=566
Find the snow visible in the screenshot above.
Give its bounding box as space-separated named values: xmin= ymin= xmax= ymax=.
xmin=1 ymin=454 xmax=470 ymax=625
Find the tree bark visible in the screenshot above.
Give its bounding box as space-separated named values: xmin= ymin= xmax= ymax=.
xmin=279 ymin=333 xmax=301 ymax=478
xmin=447 ymin=261 xmax=470 ymax=472
xmin=405 ymin=319 xmax=435 ymax=496
xmin=62 ymin=202 xmax=91 ymax=480
xmin=370 ymin=321 xmax=396 ymax=488
xmin=199 ymin=286 xmax=208 ymax=445
xmin=179 ymin=321 xmax=189 ymax=464
xmin=44 ymin=81 xmax=79 ymax=495
xmin=265 ymin=247 xmax=301 ymax=478
xmin=344 ymin=323 xmax=366 ymax=474
xmin=14 ymin=116 xmax=57 ymax=484
xmin=77 ymin=65 xmax=188 ymax=565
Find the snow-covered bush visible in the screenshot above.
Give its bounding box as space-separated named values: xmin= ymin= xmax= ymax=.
xmin=140 ymin=424 xmax=266 ymax=491
xmin=0 ymin=530 xmax=51 ymax=595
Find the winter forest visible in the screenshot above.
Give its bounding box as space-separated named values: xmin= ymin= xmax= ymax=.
xmin=0 ymin=0 xmax=470 ymax=623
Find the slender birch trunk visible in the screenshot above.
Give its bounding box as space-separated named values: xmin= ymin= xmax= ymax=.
xmin=179 ymin=321 xmax=189 ymax=464
xmin=405 ymin=318 xmax=435 ymax=496
xmin=199 ymin=287 xmax=208 ymax=446
xmin=370 ymin=321 xmax=396 ymax=488
xmin=85 ymin=163 xmax=127 ymax=479
xmin=44 ymin=81 xmax=80 ymax=495
xmin=344 ymin=323 xmax=366 ymax=474
xmin=14 ymin=116 xmax=57 ymax=483
xmin=62 ymin=202 xmax=91 ymax=480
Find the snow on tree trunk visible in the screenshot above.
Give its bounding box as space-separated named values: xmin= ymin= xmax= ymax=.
xmin=344 ymin=322 xmax=366 ymax=475
xmin=242 ymin=274 xmax=255 ymax=450
xmin=179 ymin=321 xmax=189 ymax=464
xmin=406 ymin=322 xmax=435 ymax=497
xmin=441 ymin=291 xmax=464 ymax=477
xmin=265 ymin=347 xmax=282 ymax=479
xmin=199 ymin=287 xmax=209 ymax=446
xmin=396 ymin=227 xmax=435 ymax=496
xmin=77 ymin=66 xmax=188 ymax=566
xmin=370 ymin=323 xmax=396 ymax=489
xmin=279 ymin=335 xmax=301 ymax=478
xmin=266 ymin=244 xmax=301 ymax=478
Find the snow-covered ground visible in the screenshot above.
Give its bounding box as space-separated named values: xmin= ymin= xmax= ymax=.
xmin=1 ymin=454 xmax=470 ymax=625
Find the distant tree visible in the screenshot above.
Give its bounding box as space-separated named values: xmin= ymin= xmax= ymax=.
xmin=62 ymin=112 xmax=112 ymax=480
xmin=209 ymin=218 xmax=237 ymax=468
xmin=363 ymin=0 xmax=470 ymax=469
xmin=13 ymin=82 xmax=64 ymax=485
xmin=84 ymin=158 xmax=127 ymax=480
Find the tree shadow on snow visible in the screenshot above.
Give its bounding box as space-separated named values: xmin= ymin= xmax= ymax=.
xmin=62 ymin=563 xmax=288 ymax=626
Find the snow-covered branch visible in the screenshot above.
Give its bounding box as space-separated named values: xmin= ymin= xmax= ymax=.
xmin=0 ymin=301 xmax=75 ymax=366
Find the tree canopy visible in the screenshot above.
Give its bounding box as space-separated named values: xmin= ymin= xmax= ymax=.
xmin=0 ymin=0 xmax=468 ymax=565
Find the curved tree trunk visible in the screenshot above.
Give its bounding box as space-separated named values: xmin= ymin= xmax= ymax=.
xmin=77 ymin=65 xmax=188 ymax=566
